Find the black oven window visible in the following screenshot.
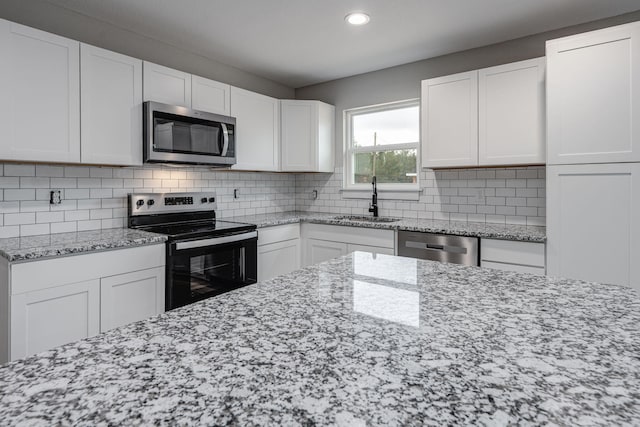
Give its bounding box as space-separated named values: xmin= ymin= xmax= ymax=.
xmin=170 ymin=246 xmax=247 ymax=308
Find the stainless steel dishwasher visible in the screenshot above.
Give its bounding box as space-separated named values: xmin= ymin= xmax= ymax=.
xmin=397 ymin=231 xmax=479 ymax=266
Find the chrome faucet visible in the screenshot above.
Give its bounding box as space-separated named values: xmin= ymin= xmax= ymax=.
xmin=368 ymin=176 xmax=378 ymax=217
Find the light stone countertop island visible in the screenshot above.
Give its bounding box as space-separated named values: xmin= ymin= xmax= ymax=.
xmin=0 ymin=252 xmax=638 ymax=425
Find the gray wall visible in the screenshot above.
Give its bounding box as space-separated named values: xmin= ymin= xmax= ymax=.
xmin=0 ymin=0 xmax=294 ymax=99
xmin=295 ymin=10 xmax=640 ymax=166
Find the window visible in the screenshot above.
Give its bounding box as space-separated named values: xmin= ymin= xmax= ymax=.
xmin=344 ymin=99 xmax=419 ymax=190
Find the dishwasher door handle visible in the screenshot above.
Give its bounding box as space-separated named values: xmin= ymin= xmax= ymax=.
xmin=405 ymin=240 xmax=468 ymax=255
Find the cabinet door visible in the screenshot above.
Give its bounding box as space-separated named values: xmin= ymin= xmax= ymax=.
xmin=547 ymin=163 xmax=640 ymax=288
xmin=0 ymin=19 xmax=80 ymax=163
xmin=479 ymin=58 xmax=546 ymax=166
xmin=281 ymin=100 xmax=335 ymax=172
xmin=80 ymin=44 xmax=143 ymax=165
xmin=346 ymin=244 xmax=395 ymax=256
xmin=230 ymin=86 xmax=280 ymax=171
xmin=547 ymin=22 xmax=640 ymax=164
xmin=100 ymin=267 xmax=165 ymax=332
xmin=304 ymin=239 xmax=348 ymax=266
xmin=258 ymin=239 xmax=301 ymax=282
xmin=421 ymin=71 xmax=478 ymax=168
xmin=192 ymin=75 xmax=230 ymax=115
xmin=11 ymin=280 xmax=100 ymax=360
xmin=281 ymin=100 xmax=317 ymax=172
xmin=143 ymin=61 xmax=192 ymax=107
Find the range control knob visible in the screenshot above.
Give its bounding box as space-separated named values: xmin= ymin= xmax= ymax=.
xmin=209 ymin=197 xmax=216 ymax=203
xmin=201 ymin=197 xmax=208 ymax=203
xmin=147 ymin=199 xmax=155 ymax=206
xmin=135 ymin=199 xmax=144 ymax=209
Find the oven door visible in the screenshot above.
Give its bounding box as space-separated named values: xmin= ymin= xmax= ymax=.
xmin=144 ymin=101 xmax=236 ymax=166
xmin=166 ymin=231 xmax=257 ymax=310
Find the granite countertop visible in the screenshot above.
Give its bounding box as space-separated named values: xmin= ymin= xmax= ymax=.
xmin=230 ymin=211 xmax=547 ymax=242
xmin=0 ymin=228 xmax=167 ymax=262
xmin=0 ymin=252 xmax=638 ymax=425
xmin=0 ymin=211 xmax=544 ymax=262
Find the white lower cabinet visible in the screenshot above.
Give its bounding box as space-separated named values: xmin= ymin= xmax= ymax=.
xmin=305 ymin=239 xmax=348 ymax=266
xmin=257 ymin=224 xmax=301 ymax=281
xmin=11 ymin=279 xmax=100 ymax=359
xmin=302 ymin=224 xmax=395 ymax=267
xmin=258 ymin=240 xmax=301 ymax=282
xmin=480 ymin=239 xmax=546 ymax=275
xmin=547 ymin=163 xmax=640 ymax=288
xmin=1 ymin=244 xmax=165 ymax=362
xmin=100 ymin=267 xmax=165 ymax=332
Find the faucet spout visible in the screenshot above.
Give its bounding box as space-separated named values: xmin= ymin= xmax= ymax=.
xmin=368 ymin=176 xmax=378 ymax=217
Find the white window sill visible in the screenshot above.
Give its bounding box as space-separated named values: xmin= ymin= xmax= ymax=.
xmin=340 ymin=188 xmax=421 ymax=201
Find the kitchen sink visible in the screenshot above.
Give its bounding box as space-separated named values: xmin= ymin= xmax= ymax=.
xmin=332 ymin=215 xmax=401 ymax=223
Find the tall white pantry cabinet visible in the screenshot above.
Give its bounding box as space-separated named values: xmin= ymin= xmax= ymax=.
xmin=546 ymin=21 xmax=640 ymax=289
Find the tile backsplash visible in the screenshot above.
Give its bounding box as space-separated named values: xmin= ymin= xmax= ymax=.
xmin=296 ymin=166 xmax=546 ymax=226
xmin=0 ymin=163 xmax=545 ymax=238
xmin=0 ymin=163 xmax=295 ymax=238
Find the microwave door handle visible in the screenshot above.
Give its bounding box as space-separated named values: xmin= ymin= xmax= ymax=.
xmin=220 ymin=123 xmax=229 ymax=156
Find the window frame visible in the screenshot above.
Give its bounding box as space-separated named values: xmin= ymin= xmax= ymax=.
xmin=343 ymin=99 xmax=420 ymax=191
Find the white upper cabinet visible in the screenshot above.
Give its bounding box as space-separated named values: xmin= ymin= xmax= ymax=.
xmin=0 ymin=19 xmax=80 ymax=163
xmin=192 ymin=75 xmax=231 ymax=115
xmin=547 ymin=163 xmax=640 ymax=289
xmin=80 ymin=44 xmax=143 ymax=166
xmin=143 ymin=62 xmax=230 ymax=116
xmin=422 ymin=71 xmax=478 ymax=168
xmin=422 ymin=59 xmax=547 ymax=169
xmin=547 ymin=22 xmax=640 ymax=165
xmin=281 ymin=100 xmax=335 ymax=172
xmin=143 ymin=61 xmax=192 ymax=107
xmin=231 ymin=86 xmax=280 ymax=171
xmin=479 ymin=57 xmax=546 ymax=166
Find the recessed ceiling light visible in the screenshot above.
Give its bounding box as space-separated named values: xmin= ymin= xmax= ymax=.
xmin=345 ymin=12 xmax=370 ymax=26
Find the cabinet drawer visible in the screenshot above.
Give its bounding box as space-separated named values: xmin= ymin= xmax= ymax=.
xmin=11 ymin=244 xmax=165 ymax=295
xmin=481 ymin=239 xmax=545 ymax=267
xmin=481 ymin=260 xmax=545 ymax=276
xmin=302 ymin=224 xmax=395 ymax=249
xmin=258 ymin=224 xmax=300 ymax=246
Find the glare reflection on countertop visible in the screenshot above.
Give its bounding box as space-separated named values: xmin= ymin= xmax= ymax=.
xmin=352 ymin=280 xmax=420 ymax=327
xmin=352 ymin=251 xmax=418 ymax=285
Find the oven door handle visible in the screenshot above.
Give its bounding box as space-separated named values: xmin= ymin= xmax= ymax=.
xmin=175 ymin=231 xmax=257 ymax=250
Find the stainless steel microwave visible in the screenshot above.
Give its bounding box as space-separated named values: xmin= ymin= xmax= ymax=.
xmin=143 ymin=101 xmax=236 ymax=166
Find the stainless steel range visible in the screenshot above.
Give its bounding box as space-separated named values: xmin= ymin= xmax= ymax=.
xmin=128 ymin=192 xmax=257 ymax=311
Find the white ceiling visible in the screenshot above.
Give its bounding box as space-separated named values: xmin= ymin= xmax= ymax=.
xmin=47 ymin=0 xmax=640 ymax=88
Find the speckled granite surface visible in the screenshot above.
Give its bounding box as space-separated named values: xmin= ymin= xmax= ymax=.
xmin=231 ymin=211 xmax=547 ymax=242
xmin=0 ymin=252 xmax=637 ymax=425
xmin=0 ymin=229 xmax=167 ymax=262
